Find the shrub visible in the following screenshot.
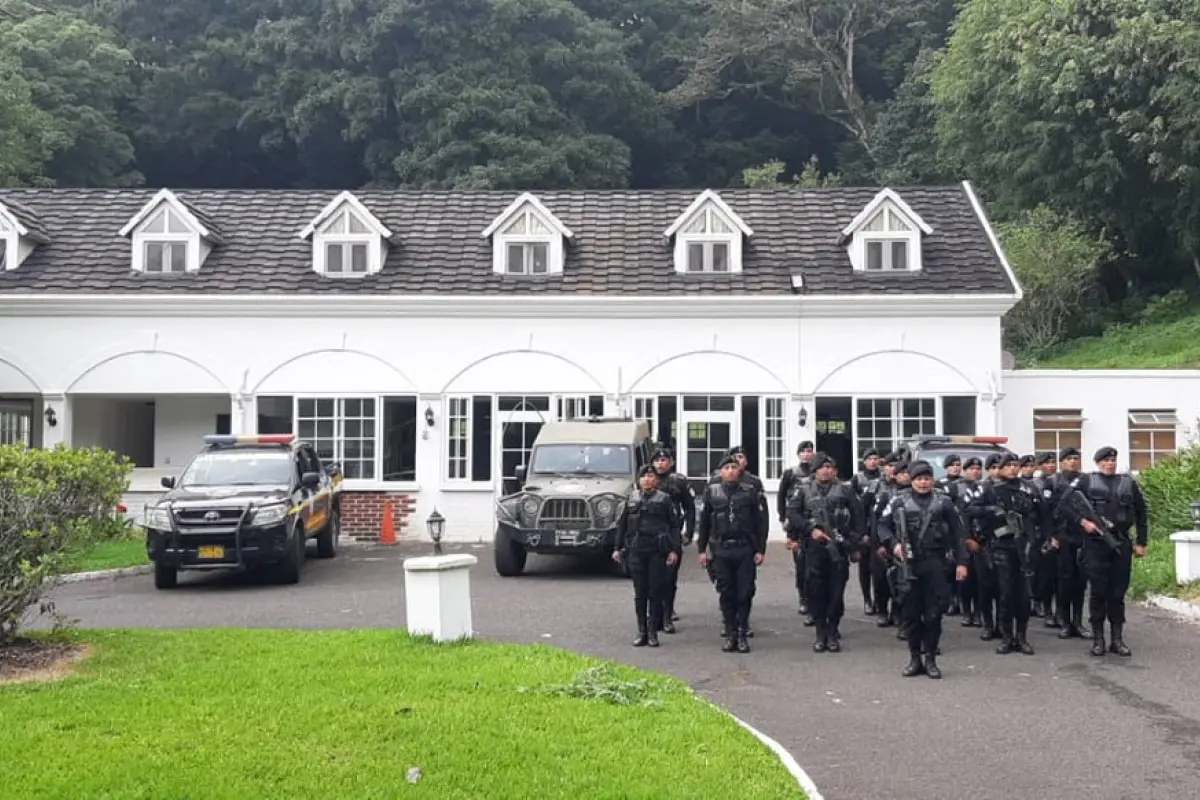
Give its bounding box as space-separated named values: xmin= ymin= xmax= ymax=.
xmin=1128 ymin=444 xmax=1200 ymax=598
xmin=0 ymin=445 xmax=132 ymax=643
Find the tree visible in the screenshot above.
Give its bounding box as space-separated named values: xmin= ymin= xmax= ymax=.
xmin=931 ymin=0 xmax=1200 ymax=291
xmin=740 ymin=155 xmax=841 ymax=188
xmin=0 ymin=50 xmax=52 ymax=187
xmin=998 ymin=206 xmax=1111 ymax=359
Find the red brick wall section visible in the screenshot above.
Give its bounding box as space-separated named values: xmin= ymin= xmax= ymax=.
xmin=340 ymin=492 xmax=417 ymax=541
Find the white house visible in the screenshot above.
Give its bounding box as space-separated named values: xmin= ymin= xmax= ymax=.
xmin=1 ymin=184 xmax=1198 ymax=542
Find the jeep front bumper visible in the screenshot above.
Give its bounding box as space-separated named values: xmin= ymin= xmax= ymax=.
xmin=497 ymin=520 xmax=618 ymax=555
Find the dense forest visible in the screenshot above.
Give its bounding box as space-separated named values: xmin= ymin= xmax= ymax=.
xmin=1 ymin=0 xmax=1198 ymax=360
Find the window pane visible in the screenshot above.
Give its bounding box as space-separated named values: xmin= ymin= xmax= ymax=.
xmin=503 ymin=214 xmax=527 ymax=235
xmin=709 ymin=212 xmax=733 ymax=233
xmin=683 ymin=214 xmax=707 ymax=234
xmin=145 ymin=242 xmax=164 ymax=272
xmin=531 ymin=243 xmax=548 ymax=274
xmin=529 ymin=215 xmax=552 ymax=234
xmin=347 ymin=213 xmax=370 ymax=233
xmin=866 ymin=241 xmax=883 ymax=270
xmin=350 ymin=243 xmax=368 ymax=272
xmin=863 ymin=210 xmax=887 ymax=231
xmin=1129 ymin=430 xmax=1152 ymax=450
xmin=891 ymin=240 xmax=908 ymax=270
xmin=506 ymin=243 xmax=525 ymax=274
xmin=1034 ymin=431 xmax=1058 ymax=451
xmin=166 ymin=208 xmax=190 ymax=233
xmin=710 ymin=396 xmax=735 ymax=411
xmin=711 ymin=242 xmax=729 ymax=272
xmin=169 ymin=242 xmax=187 ymax=272
xmin=383 ymin=396 xmax=416 ymax=482
xmin=687 ymin=242 xmax=704 ymax=271
xmin=886 ymin=209 xmax=911 ymax=231
xmin=1130 ymin=451 xmax=1153 ymax=472
xmin=144 ymin=210 xmax=167 ymax=234
xmin=326 ymin=243 xmax=344 ymax=272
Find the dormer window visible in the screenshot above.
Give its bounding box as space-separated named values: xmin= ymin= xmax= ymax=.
xmin=842 ymin=188 xmax=932 ymax=273
xmin=0 ymin=199 xmax=50 ymax=271
xmin=298 ymin=191 xmax=391 ymax=277
xmin=482 ymin=193 xmax=573 ymax=276
xmin=664 ymin=190 xmax=753 ymax=274
xmin=119 ymin=189 xmax=223 ymax=274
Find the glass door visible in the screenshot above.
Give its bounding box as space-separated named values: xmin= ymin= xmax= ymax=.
xmin=495 ymin=395 xmax=549 ymax=496
xmin=679 ymin=395 xmax=739 ymax=484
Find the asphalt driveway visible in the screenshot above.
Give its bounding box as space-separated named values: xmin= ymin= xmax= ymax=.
xmin=45 ymin=542 xmax=1200 ymax=800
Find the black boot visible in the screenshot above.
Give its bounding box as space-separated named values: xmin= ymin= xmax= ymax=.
xmin=812 ymin=623 xmax=828 ymax=653
xmin=947 ymin=597 xmax=960 ymax=617
xmin=1016 ymin=622 xmax=1035 ymax=655
xmin=923 ymin=654 xmax=942 ymax=679
xmin=1109 ymin=623 xmax=1132 ymax=657
xmin=826 ymin=626 xmax=842 ymax=653
xmin=1090 ymin=627 xmax=1106 ymax=657
xmin=633 ymin=619 xmax=649 ymax=647
xmin=1031 ymin=600 xmax=1044 ymax=618
xmin=902 ymin=651 xmax=925 ymax=677
xmin=980 ymin=622 xmax=999 ymax=641
xmin=1073 ymin=611 xmax=1092 ymax=639
xmin=995 ymin=631 xmax=1015 ymax=655
xmin=876 ymin=611 xmax=893 ymax=627
xmin=802 ymin=613 xmax=815 ymax=627
xmin=1045 ymin=609 xmax=1062 ymax=628
xmin=647 ymin=619 xmax=660 ymax=647
xmin=736 ymin=628 xmax=751 ymax=653
xmin=1057 ymin=621 xmax=1079 ymax=639
xmin=719 ymin=613 xmax=728 ymax=639
xmin=961 ymin=612 xmax=979 ymax=628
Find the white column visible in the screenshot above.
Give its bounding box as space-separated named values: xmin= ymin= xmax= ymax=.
xmin=40 ymin=393 xmax=72 ymax=449
xmin=231 ymin=393 xmax=255 ymax=435
xmin=403 ymin=554 xmax=479 ymax=641
xmin=1170 ymin=532 xmax=1200 ymax=583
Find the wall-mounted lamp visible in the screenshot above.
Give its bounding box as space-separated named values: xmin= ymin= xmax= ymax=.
xmin=44 ymin=407 xmax=57 ymax=428
xmin=424 ymin=405 xmax=435 ymax=427
xmin=797 ymin=407 xmax=808 ymax=428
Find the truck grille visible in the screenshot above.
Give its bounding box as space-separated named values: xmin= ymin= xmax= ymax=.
xmin=173 ymin=506 xmax=247 ymax=533
xmin=539 ymin=498 xmax=591 ymax=528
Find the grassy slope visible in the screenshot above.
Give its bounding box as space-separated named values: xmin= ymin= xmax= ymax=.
xmin=1037 ymin=312 xmax=1200 ymax=368
xmin=59 ymin=538 xmax=148 ymax=573
xmin=0 ymin=629 xmax=804 ymax=799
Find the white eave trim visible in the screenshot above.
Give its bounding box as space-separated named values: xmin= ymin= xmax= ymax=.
xmin=0 ymin=292 xmax=1021 ymax=319
xmin=119 ymin=189 xmax=213 ymax=239
xmin=663 ymin=189 xmax=753 ymax=238
xmin=298 ymin=191 xmax=394 ymax=239
xmin=0 ymin=203 xmax=30 ymax=237
xmin=962 ymin=180 xmax=1024 ymax=301
xmin=481 ymin=193 xmax=574 ymax=239
xmin=840 ymin=188 xmax=934 ymax=237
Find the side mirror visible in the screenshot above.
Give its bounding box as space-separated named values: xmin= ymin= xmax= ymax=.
xmin=161 ymin=476 xmax=176 ymax=489
xmin=301 ymin=471 xmax=321 ymax=489
xmin=515 ymin=465 xmax=527 ymax=484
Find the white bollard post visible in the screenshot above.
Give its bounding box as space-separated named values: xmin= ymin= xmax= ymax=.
xmin=402 ymin=553 xmax=479 ymax=642
xmin=1168 ymin=531 xmax=1200 ymax=584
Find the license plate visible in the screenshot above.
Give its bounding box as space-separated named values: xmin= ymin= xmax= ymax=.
xmin=555 ymin=530 xmax=581 ymax=546
xmin=197 ymin=545 xmax=225 ymax=559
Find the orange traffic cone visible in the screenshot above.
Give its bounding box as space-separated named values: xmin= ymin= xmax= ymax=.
xmin=378 ymin=499 xmax=397 ymax=545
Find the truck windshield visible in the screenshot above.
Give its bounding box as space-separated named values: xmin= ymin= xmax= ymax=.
xmin=179 ymin=451 xmax=294 ymax=487
xmin=921 ymin=448 xmax=1011 ymax=479
xmin=530 ymin=444 xmax=632 ymax=475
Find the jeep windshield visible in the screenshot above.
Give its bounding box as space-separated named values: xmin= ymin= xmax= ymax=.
xmin=179 ymin=451 xmax=293 ymax=487
xmin=530 ymin=444 xmax=632 ymax=476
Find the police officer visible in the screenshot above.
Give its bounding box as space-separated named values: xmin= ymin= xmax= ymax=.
xmin=706 ymin=446 xmax=768 ymax=638
xmin=612 ymin=466 xmax=680 ymax=647
xmin=651 ymin=447 xmax=695 ymax=633
xmin=1030 ymin=452 xmax=1060 ymax=624
xmin=967 ymin=454 xmax=1003 ymax=641
xmin=966 ymin=453 xmax=1050 ymax=655
xmin=698 ymin=455 xmax=766 ymax=653
xmin=877 ymin=460 xmax=969 ymax=679
xmin=1047 ymin=447 xmax=1091 ymax=640
xmin=870 ymin=453 xmax=903 ymax=627
xmin=1074 ymin=446 xmax=1148 ymax=656
xmin=785 ymin=452 xmax=865 ymax=653
xmin=936 ymin=454 xmax=964 ymax=616
xmin=1018 ymin=455 xmax=1037 ymax=481
xmin=779 ymin=441 xmax=815 ymax=615
xmin=850 ymin=448 xmax=883 ymax=615
xmin=956 ymin=456 xmax=985 ymax=627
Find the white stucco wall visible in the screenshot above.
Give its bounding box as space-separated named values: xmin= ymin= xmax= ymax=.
xmin=1001 ymin=370 xmax=1200 ymax=470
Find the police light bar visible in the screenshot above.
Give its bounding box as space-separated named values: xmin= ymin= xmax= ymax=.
xmin=944 ymin=435 xmax=1008 ymax=445
xmin=202 ymin=434 xmax=296 ymax=446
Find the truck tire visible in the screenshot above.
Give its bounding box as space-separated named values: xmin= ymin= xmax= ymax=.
xmin=494 ymin=527 xmax=527 ymax=577
xmin=316 ymin=507 xmax=339 ymax=559
xmin=153 ymin=562 xmax=178 ymax=589
xmin=277 ymin=526 xmax=304 ymax=585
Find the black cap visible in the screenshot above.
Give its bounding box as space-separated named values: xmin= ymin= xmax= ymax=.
xmin=963 ymin=456 xmax=982 ymax=469
xmin=861 ymin=448 xmax=880 ymax=459
xmin=1035 ymin=451 xmax=1055 ymax=465
xmin=942 ymin=453 xmax=961 ymax=467
xmin=894 ymin=460 xmax=910 ymax=474
xmin=883 ymin=451 xmax=900 ymax=464
xmin=908 ymin=460 xmax=934 ymax=479
xmin=718 ymin=455 xmax=738 ymax=469
xmin=811 ymin=452 xmax=836 ymax=471
xmin=1059 ymin=447 xmax=1081 ymax=460
xmin=652 ymin=448 xmax=672 ymax=461
xmin=1019 ymin=455 xmax=1035 ymax=467
xmin=1094 ymin=446 xmax=1118 ymax=463
xmin=638 ymin=464 xmax=658 ymax=478
xmin=727 ymin=446 xmax=746 ymax=458
xmin=798 ymin=441 xmax=814 ymax=453
xmin=997 ymin=452 xmax=1019 ymax=468
xmin=985 ymin=453 xmax=1004 ymax=470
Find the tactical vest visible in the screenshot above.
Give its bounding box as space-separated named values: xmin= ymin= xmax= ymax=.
xmin=801 ymin=480 xmax=853 ymax=535
xmin=898 ymin=492 xmax=952 ymax=551
xmin=1085 ymin=474 xmax=1137 ymax=529
xmin=624 ymin=489 xmax=674 ymax=551
xmin=704 ymin=482 xmax=759 ymax=545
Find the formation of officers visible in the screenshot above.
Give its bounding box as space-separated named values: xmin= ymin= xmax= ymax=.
xmin=613 ymin=440 xmax=1149 ymax=679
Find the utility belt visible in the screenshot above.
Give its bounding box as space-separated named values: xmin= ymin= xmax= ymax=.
xmin=713 ymin=536 xmax=751 ymax=548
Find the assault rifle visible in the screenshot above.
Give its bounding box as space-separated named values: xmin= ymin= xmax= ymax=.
xmin=1061 ymin=488 xmax=1121 ymax=550
xmin=811 ymin=499 xmax=849 ymax=564
xmin=889 ymin=504 xmax=917 ymax=602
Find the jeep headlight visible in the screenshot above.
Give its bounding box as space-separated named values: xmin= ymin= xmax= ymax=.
xmin=521 ymin=496 xmax=540 ymax=518
xmin=590 ymin=495 xmax=623 ymax=528
xmin=251 ymin=503 xmax=288 ymax=527
xmin=144 ymin=505 xmax=171 ymax=531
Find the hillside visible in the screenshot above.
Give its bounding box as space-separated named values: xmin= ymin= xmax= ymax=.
xmin=1035 ymin=311 xmax=1200 ymax=369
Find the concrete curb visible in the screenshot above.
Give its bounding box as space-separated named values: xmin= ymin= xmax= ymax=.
xmin=1145 ymin=594 xmax=1200 ymax=620
xmin=56 ymin=565 xmax=153 ymax=584
xmin=727 ymin=712 xmax=824 ymax=799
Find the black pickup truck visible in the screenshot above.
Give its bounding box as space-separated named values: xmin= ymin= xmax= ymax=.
xmin=143 ymin=434 xmax=342 ymax=589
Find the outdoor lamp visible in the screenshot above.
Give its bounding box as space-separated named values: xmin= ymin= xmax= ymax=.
xmin=798 ymin=407 xmax=808 ymax=428
xmin=427 ymin=507 xmax=446 ymax=555
xmin=424 ymin=405 xmax=435 ymax=427
xmin=1191 ymin=501 xmax=1200 ymax=531
xmin=43 ymin=407 xmax=57 ymax=427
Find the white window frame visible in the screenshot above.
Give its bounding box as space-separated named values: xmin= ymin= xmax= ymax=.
xmin=632 ymin=396 xmax=656 ymax=438
xmin=288 ymin=394 xmax=419 ymax=488
xmin=0 ymin=231 xmax=13 ymax=271
xmin=130 ymin=206 xmax=201 ymax=274
xmin=851 ymin=396 xmax=940 ymax=456
xmin=1128 ymin=409 xmax=1179 ymax=471
xmin=0 ymin=401 xmax=32 ymax=446
xmin=483 ymin=194 xmax=572 ymax=276
xmin=760 ymin=396 xmax=787 ymax=482
xmin=446 ymin=396 xmax=472 ymax=481
xmin=674 ymin=207 xmax=741 ymax=274
xmin=842 ymin=189 xmax=932 ymax=274
xmin=313 ymin=208 xmax=382 ymax=277
xmin=1032 ymin=409 xmax=1084 ymax=456
xmin=679 ymin=395 xmax=740 ymax=480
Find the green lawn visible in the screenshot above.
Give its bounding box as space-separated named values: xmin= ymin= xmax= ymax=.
xmin=0 ymin=629 xmax=804 ymax=799
xmin=1037 ymin=311 xmax=1200 ymax=368
xmin=59 ymin=537 xmax=148 ymax=573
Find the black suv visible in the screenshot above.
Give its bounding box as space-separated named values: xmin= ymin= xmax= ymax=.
xmin=896 ymin=435 xmax=1016 ymax=478
xmin=144 ymin=434 xmax=342 ymax=589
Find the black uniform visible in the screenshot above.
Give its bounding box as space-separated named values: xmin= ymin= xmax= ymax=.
xmin=935 ymin=455 xmax=964 ymax=616
xmin=779 ymin=450 xmax=814 ymax=612
xmin=654 ymin=457 xmax=695 ymax=631
xmin=614 ymin=481 xmax=680 ymax=647
xmin=870 ymin=473 xmax=904 ymax=626
xmin=1047 ymin=450 xmax=1092 ymax=639
xmin=1030 ymin=453 xmax=1060 ymax=626
xmin=1074 ymin=446 xmax=1148 ymax=656
xmin=698 ymin=469 xmax=766 ymax=653
xmin=785 ymin=455 xmax=866 ymax=652
xmin=965 ymin=462 xmax=1051 ymax=654
xmin=953 ymin=459 xmax=983 ymax=627
xmin=877 ymin=463 xmax=968 ymax=679
xmin=706 ymin=452 xmax=769 ymax=636
xmin=850 ymin=460 xmax=882 ymax=614
xmin=967 ymin=456 xmax=1002 ymax=640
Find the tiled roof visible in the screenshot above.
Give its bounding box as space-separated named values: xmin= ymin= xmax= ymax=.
xmin=0 ymin=197 xmax=51 ymax=243
xmin=0 ymin=186 xmax=1016 ymax=295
